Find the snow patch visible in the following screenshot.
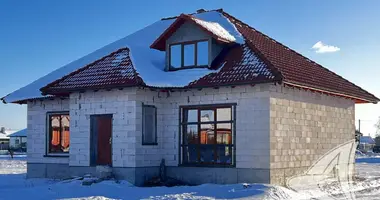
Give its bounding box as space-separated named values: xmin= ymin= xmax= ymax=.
xmin=2 ymin=156 xmax=380 ymax=199
xmin=192 ymin=17 xmax=236 ymax=42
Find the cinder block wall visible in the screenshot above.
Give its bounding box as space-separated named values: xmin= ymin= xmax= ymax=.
xmin=69 ymin=88 xmax=138 ymax=167
xmin=26 ymin=84 xmax=274 ymax=183
xmin=27 ymin=98 xmax=70 ymax=164
xmin=268 ymin=85 xmax=355 ymax=185
xmin=136 ymin=84 xmax=271 ymax=171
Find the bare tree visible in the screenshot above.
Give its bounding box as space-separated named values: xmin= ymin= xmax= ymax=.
xmin=375 ymin=117 xmax=380 ymax=146
xmin=376 ymin=117 xmax=380 ymax=135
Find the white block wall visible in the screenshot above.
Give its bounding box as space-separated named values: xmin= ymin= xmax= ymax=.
xmin=135 ymin=84 xmax=272 ymax=169
xmin=69 ymin=88 xmax=138 ymax=167
xmin=27 ymin=98 xmax=70 ymax=164
xmin=26 ymin=83 xmax=359 ymax=183
xmin=27 ymin=84 xmax=275 ymax=170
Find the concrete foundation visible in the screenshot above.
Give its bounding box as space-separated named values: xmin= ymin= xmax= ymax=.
xmin=166 ymin=167 xmax=270 ymax=185
xmin=27 ymin=163 xmax=269 ymax=186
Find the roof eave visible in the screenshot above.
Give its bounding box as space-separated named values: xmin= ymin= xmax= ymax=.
xmin=284 ymin=81 xmax=379 ymax=104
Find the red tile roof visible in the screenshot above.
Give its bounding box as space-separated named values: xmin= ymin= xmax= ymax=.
xmin=220 ymin=11 xmax=378 ymax=103
xmin=41 ymin=48 xmax=143 ymax=94
xmin=41 ymin=9 xmax=379 ymax=103
xmin=189 ymin=44 xmax=278 ymax=87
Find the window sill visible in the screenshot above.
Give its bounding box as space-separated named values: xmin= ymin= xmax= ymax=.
xmin=168 ymin=65 xmax=209 ymax=71
xmin=43 ymin=154 xmax=69 ymax=158
xmin=142 ymin=143 xmax=158 ymax=146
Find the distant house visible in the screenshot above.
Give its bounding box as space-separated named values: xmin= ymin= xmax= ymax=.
xmin=0 ymin=133 xmax=9 ymax=150
xmin=359 ymin=136 xmax=376 ymax=152
xmin=1 ymin=9 xmax=379 ymax=186
xmin=0 ymin=127 xmax=17 ymax=150
xmin=9 ymin=129 xmax=27 ymax=151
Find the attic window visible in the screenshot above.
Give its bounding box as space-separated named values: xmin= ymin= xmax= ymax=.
xmin=169 ymin=40 xmax=209 ymax=70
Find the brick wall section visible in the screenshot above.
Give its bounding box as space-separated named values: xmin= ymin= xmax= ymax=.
xmin=27 ymin=98 xmax=70 ymax=164
xmin=135 ymin=84 xmax=271 ymax=169
xmin=69 ymin=88 xmax=138 ymax=167
xmin=268 ymin=85 xmax=355 ymax=185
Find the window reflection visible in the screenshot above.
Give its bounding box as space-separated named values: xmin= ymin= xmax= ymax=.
xmin=184 ymin=125 xmax=198 ymax=144
xmin=201 ymin=110 xmax=214 ymax=122
xmin=216 ymin=123 xmax=232 ymax=144
xmin=183 ymin=145 xmax=198 ymax=163
xmin=200 ymin=123 xmax=214 ymax=144
xmin=217 ymin=108 xmax=231 ymax=121
xmin=184 ymin=44 xmax=195 ymax=66
xmin=181 ymin=106 xmax=234 ymax=165
xmin=48 ymin=113 xmax=70 ymax=154
xmin=170 ymin=45 xmax=181 ymax=68
xmin=169 ymin=40 xmax=209 ymax=69
xmin=216 ymin=146 xmax=232 ymax=164
xmin=184 ymin=109 xmax=197 ymax=123
xmin=197 ymin=41 xmax=208 ymax=66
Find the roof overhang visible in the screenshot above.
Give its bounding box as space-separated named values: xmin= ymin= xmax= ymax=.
xmin=284 ymin=81 xmax=379 ymax=104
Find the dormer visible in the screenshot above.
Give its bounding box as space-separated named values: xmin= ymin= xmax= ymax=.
xmin=150 ymin=14 xmax=236 ymax=71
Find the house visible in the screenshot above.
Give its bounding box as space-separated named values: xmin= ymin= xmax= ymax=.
xmin=1 ymin=9 xmax=379 ymax=186
xmin=358 ymin=136 xmax=375 ymax=152
xmin=9 ymin=129 xmax=27 ymax=151
xmin=0 ymin=127 xmax=16 ymax=150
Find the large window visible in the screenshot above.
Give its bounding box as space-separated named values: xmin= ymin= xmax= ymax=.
xmin=169 ymin=40 xmax=209 ymax=70
xmin=142 ymin=105 xmax=157 ymax=145
xmin=47 ymin=112 xmax=70 ymax=154
xmin=180 ymin=104 xmax=235 ymax=166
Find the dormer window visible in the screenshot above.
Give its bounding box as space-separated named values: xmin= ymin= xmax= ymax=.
xmin=150 ymin=13 xmax=237 ymax=71
xmin=169 ymin=40 xmax=209 ymax=70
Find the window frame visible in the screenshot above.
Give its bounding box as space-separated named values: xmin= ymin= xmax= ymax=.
xmin=168 ymin=39 xmax=210 ymax=71
xmin=178 ymin=103 xmax=237 ymax=167
xmin=45 ymin=111 xmax=70 ymax=157
xmin=142 ymin=104 xmax=158 ymax=146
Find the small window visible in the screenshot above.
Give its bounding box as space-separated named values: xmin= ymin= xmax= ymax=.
xmin=15 ymin=139 xmax=20 ymax=145
xmin=47 ymin=112 xmax=70 ymax=154
xmin=142 ymin=105 xmax=157 ymax=145
xmin=169 ymin=40 xmax=209 ymax=70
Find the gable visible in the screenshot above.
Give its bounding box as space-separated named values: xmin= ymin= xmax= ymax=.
xmin=167 ymin=21 xmax=210 ymax=44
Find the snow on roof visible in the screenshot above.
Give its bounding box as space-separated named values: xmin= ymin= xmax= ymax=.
xmin=0 ymin=133 xmax=9 ymax=140
xmin=2 ymin=11 xmax=243 ymax=103
xmin=128 ymin=44 xmax=223 ymax=87
xmin=192 ymin=17 xmax=236 ymax=42
xmin=8 ymin=129 xmax=27 ymax=137
xmin=360 ymin=136 xmax=375 ymax=144
xmin=0 ymin=129 xmax=16 ymax=139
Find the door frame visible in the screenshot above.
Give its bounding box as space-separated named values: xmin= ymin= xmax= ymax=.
xmin=90 ymin=114 xmax=113 ymax=166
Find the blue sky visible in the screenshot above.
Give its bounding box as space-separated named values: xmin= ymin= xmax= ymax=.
xmin=0 ymin=1 xmax=379 ymax=135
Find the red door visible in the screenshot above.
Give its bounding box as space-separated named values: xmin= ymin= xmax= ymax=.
xmin=95 ymin=115 xmax=112 ymax=165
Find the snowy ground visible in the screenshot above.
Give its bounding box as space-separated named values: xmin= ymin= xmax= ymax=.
xmin=1 ymin=155 xmax=380 ymax=200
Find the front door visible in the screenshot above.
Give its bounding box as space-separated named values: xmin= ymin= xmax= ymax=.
xmin=91 ymin=115 xmax=112 ymax=166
